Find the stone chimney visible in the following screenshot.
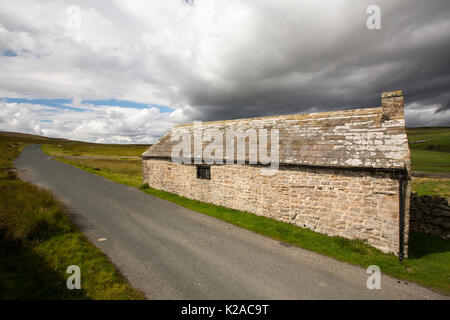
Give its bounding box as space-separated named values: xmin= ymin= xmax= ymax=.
xmin=381 ymin=90 xmax=404 ymax=119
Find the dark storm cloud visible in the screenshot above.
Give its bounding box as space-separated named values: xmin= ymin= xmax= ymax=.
xmin=148 ymin=0 xmax=450 ymax=126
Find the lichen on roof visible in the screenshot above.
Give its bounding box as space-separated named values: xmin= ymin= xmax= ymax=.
xmin=143 ymin=91 xmax=411 ymax=170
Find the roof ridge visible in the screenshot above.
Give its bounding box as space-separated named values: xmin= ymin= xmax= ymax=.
xmin=175 ymin=106 xmax=382 ymax=127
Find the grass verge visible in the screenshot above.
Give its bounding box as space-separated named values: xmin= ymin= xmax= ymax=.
xmin=0 ymin=139 xmax=144 ymax=299
xmin=53 ymin=155 xmax=450 ymax=295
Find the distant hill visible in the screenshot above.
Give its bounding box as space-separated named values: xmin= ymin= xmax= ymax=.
xmin=0 ymin=131 xmax=151 ymax=147
xmin=406 ymin=127 xmax=450 ymax=153
xmin=406 ymin=127 xmax=450 ymax=174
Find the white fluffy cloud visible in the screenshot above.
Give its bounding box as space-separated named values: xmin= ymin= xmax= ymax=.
xmin=405 ymin=103 xmax=450 ymax=128
xmin=0 ymin=0 xmax=449 ymax=143
xmin=0 ymin=101 xmax=187 ymax=143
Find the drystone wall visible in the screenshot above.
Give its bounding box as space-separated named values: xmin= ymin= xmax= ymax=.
xmin=143 ymin=159 xmax=407 ymax=255
xmin=410 ymin=193 xmax=450 ymax=240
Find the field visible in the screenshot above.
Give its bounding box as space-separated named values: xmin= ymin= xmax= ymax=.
xmin=407 ymin=127 xmax=450 ymax=153
xmin=413 ymin=178 xmax=450 ymax=199
xmin=408 ymin=127 xmax=450 ymax=174
xmin=406 ymin=127 xmax=450 ymax=199
xmin=410 ymin=150 xmax=450 ymax=174
xmin=0 ymin=133 xmax=144 ymax=299
xmin=42 ymin=142 xmax=148 ymax=157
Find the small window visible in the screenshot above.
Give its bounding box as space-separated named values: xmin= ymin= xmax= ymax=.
xmin=197 ymin=165 xmax=211 ymax=180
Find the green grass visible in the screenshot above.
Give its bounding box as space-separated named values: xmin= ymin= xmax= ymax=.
xmin=55 ymin=158 xmax=144 ymax=188
xmin=407 ymin=127 xmax=450 ymax=153
xmin=0 ymin=133 xmax=58 ymax=169
xmin=52 ymin=155 xmax=450 ymax=295
xmin=406 ymin=126 xmax=450 ymax=196
xmin=407 ymin=127 xmax=450 ymax=175
xmin=410 ymin=149 xmax=450 ymax=174
xmin=0 ymin=133 xmax=144 ymax=299
xmin=412 ymin=177 xmax=450 ymax=199
xmin=41 ymin=142 xmax=148 ymax=157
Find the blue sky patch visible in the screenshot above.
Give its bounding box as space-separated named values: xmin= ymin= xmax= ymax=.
xmin=2 ymin=98 xmax=87 ymax=112
xmin=2 ymin=97 xmax=172 ymax=113
xmin=82 ymin=99 xmax=173 ymax=113
xmin=2 ymin=49 xmax=18 ymax=57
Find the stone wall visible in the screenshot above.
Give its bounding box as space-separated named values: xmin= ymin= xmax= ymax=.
xmin=143 ymin=159 xmax=407 ymax=255
xmin=410 ymin=193 xmax=450 ymax=240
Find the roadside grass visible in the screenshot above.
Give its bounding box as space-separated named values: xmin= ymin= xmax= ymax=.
xmin=0 ymin=175 xmax=144 ymax=299
xmin=0 ymin=133 xmax=58 ymax=169
xmin=55 ymin=158 xmax=144 ymax=188
xmin=0 ymin=136 xmax=144 ymax=299
xmin=412 ymin=177 xmax=450 ymax=199
xmin=41 ymin=142 xmax=148 ymax=157
xmin=52 ymin=156 xmax=450 ymax=295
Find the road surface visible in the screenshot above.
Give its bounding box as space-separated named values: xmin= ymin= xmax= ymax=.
xmin=14 ymin=144 xmax=447 ymax=299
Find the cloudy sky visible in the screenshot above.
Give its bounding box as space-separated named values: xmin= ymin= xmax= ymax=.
xmin=1 ymin=0 xmax=449 ymax=143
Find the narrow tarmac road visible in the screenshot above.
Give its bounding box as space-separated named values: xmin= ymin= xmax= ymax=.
xmin=14 ymin=145 xmax=447 ymax=299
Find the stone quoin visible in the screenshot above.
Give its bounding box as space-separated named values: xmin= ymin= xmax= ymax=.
xmin=142 ymin=91 xmax=411 ymax=257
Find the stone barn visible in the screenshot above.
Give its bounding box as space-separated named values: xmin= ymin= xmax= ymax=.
xmin=142 ymin=91 xmax=411 ymax=257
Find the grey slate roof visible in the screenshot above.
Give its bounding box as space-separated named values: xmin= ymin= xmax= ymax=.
xmin=143 ymin=91 xmax=411 ymax=170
